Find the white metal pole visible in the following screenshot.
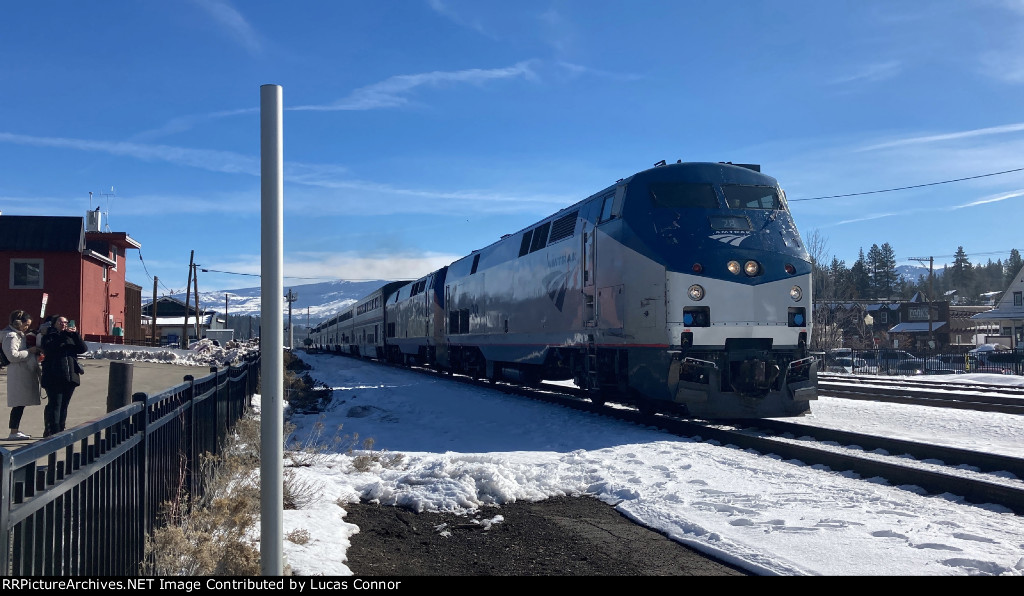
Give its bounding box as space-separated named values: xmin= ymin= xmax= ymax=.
xmin=260 ymin=83 xmax=284 ymax=576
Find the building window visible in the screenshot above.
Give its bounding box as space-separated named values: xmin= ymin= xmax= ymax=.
xmin=1015 ymin=292 xmax=1022 ymax=307
xmin=10 ymin=259 xmax=43 ymax=289
xmin=879 ymin=311 xmax=887 ymax=324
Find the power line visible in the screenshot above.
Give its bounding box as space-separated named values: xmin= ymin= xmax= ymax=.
xmin=791 ymin=166 xmax=1024 ymax=202
xmin=200 ymin=268 xmax=414 ymax=281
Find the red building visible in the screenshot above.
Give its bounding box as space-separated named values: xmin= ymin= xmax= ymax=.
xmin=0 ymin=212 xmax=141 ymax=340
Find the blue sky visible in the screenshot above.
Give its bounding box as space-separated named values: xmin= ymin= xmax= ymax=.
xmin=2 ymin=0 xmax=1023 ymax=294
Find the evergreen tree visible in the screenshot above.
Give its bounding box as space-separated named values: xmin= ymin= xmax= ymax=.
xmin=1007 ymin=249 xmax=1023 ymax=286
xmin=949 ymin=246 xmax=973 ymax=301
xmin=878 ymin=242 xmax=898 ymax=297
xmin=850 ymin=248 xmax=871 ymax=298
xmin=866 ymin=244 xmax=882 ymax=298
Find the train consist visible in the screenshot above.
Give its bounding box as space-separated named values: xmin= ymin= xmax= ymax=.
xmin=310 ymin=161 xmax=817 ymax=418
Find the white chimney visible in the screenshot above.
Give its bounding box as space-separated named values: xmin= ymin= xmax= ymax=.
xmin=85 ymin=208 xmax=102 ymax=232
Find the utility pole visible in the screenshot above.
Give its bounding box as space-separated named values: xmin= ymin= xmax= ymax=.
xmin=285 ymin=288 xmax=298 ymax=349
xmin=225 ymin=293 xmax=229 ymax=333
xmin=182 ymin=250 xmax=194 ymax=349
xmin=151 ymin=277 xmax=158 ymax=346
xmin=909 ymin=256 xmax=935 ymax=351
xmin=193 ymin=263 xmax=201 ymax=342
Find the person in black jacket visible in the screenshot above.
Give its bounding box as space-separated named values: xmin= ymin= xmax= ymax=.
xmin=40 ymin=315 xmax=88 ymax=437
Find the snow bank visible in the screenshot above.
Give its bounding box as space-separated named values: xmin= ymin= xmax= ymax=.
xmin=87 ymin=338 xmax=262 ymax=367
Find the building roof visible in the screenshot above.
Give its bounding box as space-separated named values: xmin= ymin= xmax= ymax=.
xmin=970 ymin=263 xmax=1024 ymax=323
xmin=888 ymin=322 xmax=948 ymax=333
xmin=0 ymin=215 xmax=84 ymax=251
xmin=85 ymin=231 xmax=141 ymax=250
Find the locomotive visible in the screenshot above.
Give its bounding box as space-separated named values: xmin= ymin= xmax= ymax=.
xmin=310 ymin=161 xmax=817 ymax=418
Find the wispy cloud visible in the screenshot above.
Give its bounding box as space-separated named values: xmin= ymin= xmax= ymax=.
xmin=949 ymin=189 xmax=1024 ymax=209
xmin=977 ymin=0 xmax=1024 ymax=83
xmin=190 ymin=0 xmax=263 ymax=55
xmin=134 ymin=62 xmax=537 ymax=139
xmin=0 ymin=132 xmax=258 ymax=175
xmin=209 ymin=251 xmax=464 ymax=284
xmin=289 ymin=61 xmax=537 ymax=112
xmin=555 ymin=61 xmax=643 ymax=82
xmin=821 ymin=189 xmax=1024 ymax=227
xmin=0 ymin=131 xmax=571 ymax=216
xmin=860 ymin=122 xmax=1024 ymax=151
xmin=828 ymin=60 xmax=902 ymax=86
xmin=426 ymin=0 xmax=491 ymax=37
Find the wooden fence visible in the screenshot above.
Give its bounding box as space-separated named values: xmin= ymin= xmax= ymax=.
xmin=0 ymin=354 xmax=260 ymax=576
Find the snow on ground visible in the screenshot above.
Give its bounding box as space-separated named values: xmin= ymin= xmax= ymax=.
xmin=270 ymin=353 xmax=1024 ymax=576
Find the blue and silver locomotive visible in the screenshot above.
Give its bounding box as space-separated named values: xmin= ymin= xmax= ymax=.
xmin=311 ymin=161 xmax=817 ymax=418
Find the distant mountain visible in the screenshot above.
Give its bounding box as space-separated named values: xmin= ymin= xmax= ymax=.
xmin=145 ymin=279 xmax=397 ymax=324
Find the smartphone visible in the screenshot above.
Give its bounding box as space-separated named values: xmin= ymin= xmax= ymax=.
xmin=68 ymin=320 xmax=75 ymax=328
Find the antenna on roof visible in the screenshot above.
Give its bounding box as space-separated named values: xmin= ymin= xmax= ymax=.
xmin=97 ymin=186 xmax=116 ymax=232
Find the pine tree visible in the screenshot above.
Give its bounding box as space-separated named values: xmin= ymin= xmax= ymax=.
xmin=1006 ymin=249 xmax=1023 ymax=287
xmin=851 ymin=248 xmax=871 ymax=298
xmin=950 ymin=246 xmax=972 ymax=301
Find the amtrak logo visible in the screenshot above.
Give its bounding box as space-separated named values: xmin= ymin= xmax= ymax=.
xmin=709 ymin=233 xmax=750 ymax=246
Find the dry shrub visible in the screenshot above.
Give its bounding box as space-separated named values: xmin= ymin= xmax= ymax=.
xmin=143 ymin=448 xmax=261 ymax=576
xmin=286 ymin=528 xmax=311 ymax=545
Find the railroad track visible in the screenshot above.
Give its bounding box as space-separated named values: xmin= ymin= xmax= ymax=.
xmin=817 ymin=372 xmax=1024 ymax=415
xmin=312 ymin=352 xmax=1024 ymax=516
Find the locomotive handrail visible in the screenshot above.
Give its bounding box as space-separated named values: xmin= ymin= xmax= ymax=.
xmin=682 ymin=356 xmax=718 ymax=370
xmin=786 ymin=356 xmax=816 ymax=371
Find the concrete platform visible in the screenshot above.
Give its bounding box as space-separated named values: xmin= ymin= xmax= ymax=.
xmin=0 ymin=359 xmax=217 ymax=448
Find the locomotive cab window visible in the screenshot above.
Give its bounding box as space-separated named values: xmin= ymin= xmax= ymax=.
xmin=648 ymin=183 xmax=718 ymax=209
xmin=721 ymin=185 xmax=783 ymax=210
xmin=519 ymin=230 xmax=533 ymax=257
xmin=598 ymin=194 xmax=616 ymax=223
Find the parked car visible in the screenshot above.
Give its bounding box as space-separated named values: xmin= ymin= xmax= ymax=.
xmin=890 ymin=358 xmax=956 ymax=376
xmin=825 ymin=356 xmax=870 ymax=374
xmin=856 ymin=349 xmax=919 ymax=374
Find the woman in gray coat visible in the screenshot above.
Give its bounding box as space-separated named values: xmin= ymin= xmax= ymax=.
xmin=2 ymin=309 xmax=42 ymax=440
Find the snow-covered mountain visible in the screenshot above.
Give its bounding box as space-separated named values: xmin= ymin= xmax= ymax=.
xmin=146 ymin=279 xmax=397 ymax=324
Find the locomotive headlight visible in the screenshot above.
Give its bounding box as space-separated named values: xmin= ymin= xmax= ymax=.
xmin=790 ymin=285 xmax=803 ymax=301
xmin=727 ymin=261 xmax=741 ymax=275
xmin=688 ymin=284 xmax=705 ymax=301
xmin=744 ymin=260 xmax=760 ymax=276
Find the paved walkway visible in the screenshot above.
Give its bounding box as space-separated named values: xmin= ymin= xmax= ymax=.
xmin=0 ymin=359 xmax=217 ymax=448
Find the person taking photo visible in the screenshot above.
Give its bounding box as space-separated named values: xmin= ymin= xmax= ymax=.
xmin=40 ymin=315 xmax=87 ymax=437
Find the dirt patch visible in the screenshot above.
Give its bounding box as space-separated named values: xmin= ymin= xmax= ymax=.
xmin=340 ymin=495 xmax=751 ymax=576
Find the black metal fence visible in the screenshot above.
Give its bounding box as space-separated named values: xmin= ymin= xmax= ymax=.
xmin=819 ymin=348 xmax=1024 ymax=376
xmin=0 ymin=354 xmax=261 ymax=576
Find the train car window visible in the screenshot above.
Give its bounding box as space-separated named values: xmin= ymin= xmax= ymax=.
xmin=648 ymin=183 xmax=718 ymax=208
xmin=709 ymin=215 xmax=752 ymax=230
xmin=547 ymin=210 xmax=579 ymax=244
xmin=721 ymin=184 xmax=783 ymax=210
xmin=530 ymin=222 xmax=550 ymax=253
xmin=519 ymin=230 xmax=533 ymax=257
xmin=598 ymin=195 xmax=615 ymax=222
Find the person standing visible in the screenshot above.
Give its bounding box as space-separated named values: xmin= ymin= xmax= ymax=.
xmin=40 ymin=315 xmax=87 ymax=437
xmin=2 ymin=310 xmax=42 ymax=440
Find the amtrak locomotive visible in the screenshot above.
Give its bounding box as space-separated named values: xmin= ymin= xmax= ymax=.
xmin=310 ymin=161 xmax=817 ymax=418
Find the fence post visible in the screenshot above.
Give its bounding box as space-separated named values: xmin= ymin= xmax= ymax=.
xmin=0 ymin=446 xmax=12 ymax=575
xmin=184 ymin=375 xmax=197 ymax=505
xmin=133 ymin=392 xmax=150 ymax=546
xmin=107 ymin=361 xmax=135 ymax=412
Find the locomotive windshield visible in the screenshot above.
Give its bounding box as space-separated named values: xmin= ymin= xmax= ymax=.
xmin=721 ymin=184 xmax=784 ymax=210
xmin=648 ymin=182 xmax=718 ymax=208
